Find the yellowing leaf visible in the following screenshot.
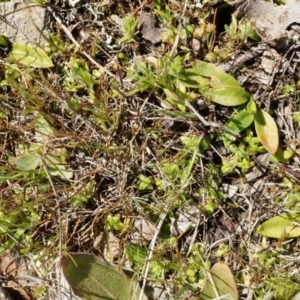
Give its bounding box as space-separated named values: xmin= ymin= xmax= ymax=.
xmin=201 ymin=262 xmax=238 ymax=300
xmin=10 ymin=42 xmax=54 ymax=68
xmin=257 ymin=214 xmax=300 ymax=239
xmin=254 ymin=108 xmax=279 ymax=154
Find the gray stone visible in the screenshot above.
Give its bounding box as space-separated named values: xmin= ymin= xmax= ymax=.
xmin=0 ymin=2 xmax=47 ymax=45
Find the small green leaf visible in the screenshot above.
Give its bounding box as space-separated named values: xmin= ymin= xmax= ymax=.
xmin=0 ymin=35 xmax=10 ymax=47
xmin=15 ymin=154 xmax=41 ymax=171
xmin=246 ymin=97 xmax=257 ymax=114
xmin=10 ymin=42 xmax=54 ymax=68
xmin=125 ymin=245 xmax=147 ymax=269
xmin=61 ymin=253 xmax=146 ymax=300
xmin=254 ymin=108 xmax=279 ymax=154
xmin=201 ymin=262 xmax=238 ymax=300
xmin=223 ymin=111 xmax=254 ymax=146
xmin=257 ymin=214 xmax=300 ymax=239
xmin=180 ymin=136 xmax=200 ymax=148
xmin=183 ymin=62 xmax=249 ymax=106
xmin=227 ymin=111 xmax=254 ymax=133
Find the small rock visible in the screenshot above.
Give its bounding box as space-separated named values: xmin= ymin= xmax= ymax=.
xmin=138 ymin=13 xmax=162 ymax=44
xmin=0 ymin=2 xmax=47 ymax=45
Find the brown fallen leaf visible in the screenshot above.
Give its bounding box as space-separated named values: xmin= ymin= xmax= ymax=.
xmin=244 ymin=0 xmax=300 ymax=48
xmin=201 ymin=262 xmax=238 ymax=300
xmin=138 ymin=13 xmax=162 ymax=44
xmin=0 ymin=250 xmax=32 ymax=299
xmin=261 ymin=49 xmax=282 ymax=74
xmin=170 ymin=205 xmax=202 ymax=236
xmin=93 ymin=231 xmax=120 ymax=261
xmin=130 ymin=218 xmax=157 ymax=244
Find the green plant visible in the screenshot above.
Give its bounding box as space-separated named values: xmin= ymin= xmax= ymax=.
xmin=9 ymin=42 xmax=54 ymax=68
xmin=106 ymin=213 xmax=127 ymax=232
xmin=221 ymin=143 xmax=255 ymax=174
xmin=136 ymin=174 xmax=154 ymax=191
xmin=61 ymin=253 xmax=147 ymax=300
xmin=225 ymin=15 xmax=260 ymax=46
xmin=62 ymin=57 xmax=99 ymax=103
xmin=129 ymin=54 xmax=279 ymax=153
xmin=126 ymin=245 xmax=167 ymax=277
xmin=0 ymin=1 xmax=296 ymax=299
xmin=119 ymin=16 xmax=138 ymax=43
xmin=257 ymin=213 xmax=300 ymax=239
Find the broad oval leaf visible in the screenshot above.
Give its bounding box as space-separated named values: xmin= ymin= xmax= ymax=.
xmin=16 ymin=154 xmax=41 ymax=171
xmin=186 ymin=61 xmax=250 ymax=106
xmin=61 ymin=253 xmax=146 ymax=300
xmin=201 ymin=262 xmax=238 ymax=300
xmin=10 ymin=42 xmax=54 ymax=68
xmin=254 ymin=108 xmax=279 ymax=154
xmin=257 ymin=214 xmax=300 ymax=239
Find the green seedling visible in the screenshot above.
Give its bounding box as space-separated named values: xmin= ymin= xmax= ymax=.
xmin=127 ymin=52 xmax=194 ymax=110
xmin=154 ymin=0 xmax=163 ymax=10
xmin=69 ymin=182 xmax=94 ymax=207
xmin=283 ymin=83 xmax=296 ymax=94
xmin=126 ymin=245 xmax=166 ymax=277
xmin=155 ymin=4 xmax=173 ymax=24
xmin=225 ymin=15 xmax=260 ymax=46
xmin=45 ymin=32 xmax=67 ymax=57
xmin=137 ymin=174 xmax=154 ymax=190
xmin=205 ymin=45 xmax=229 ymax=63
xmin=195 ymin=163 xmax=223 ymax=214
xmin=242 ymin=129 xmax=266 ymax=154
xmin=158 ymin=135 xmax=201 ymax=188
xmin=284 ymin=188 xmax=300 ymax=211
xmin=293 ymin=111 xmax=300 ymax=123
xmin=221 ymin=142 xmax=255 ymax=174
xmin=0 ymin=2 xmax=294 ymax=299
xmin=106 ymin=213 xmax=127 ymax=232
xmin=282 ymin=177 xmax=294 ymax=189
xmin=119 ymin=16 xmax=138 ymax=43
xmin=63 ymin=57 xmax=99 ymax=102
xmin=161 ymin=28 xmax=176 ymax=45
xmin=271 ymin=147 xmax=293 ymax=164
xmin=182 ymin=244 xmax=208 ymax=284
xmin=266 ymin=277 xmax=299 ymax=299
xmin=215 ymin=243 xmax=230 ymax=258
